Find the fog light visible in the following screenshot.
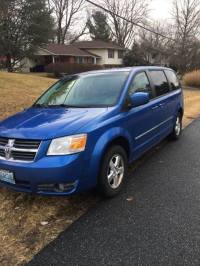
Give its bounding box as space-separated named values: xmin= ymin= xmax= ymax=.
xmin=38 ymin=181 xmax=77 ymax=193
xmin=55 ymin=183 xmax=65 ymax=192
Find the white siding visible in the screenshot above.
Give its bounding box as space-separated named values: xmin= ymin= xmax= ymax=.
xmin=86 ymin=49 xmax=123 ymax=66
xmin=35 ymin=48 xmax=53 ymax=56
xmin=20 ymin=58 xmax=36 ymax=72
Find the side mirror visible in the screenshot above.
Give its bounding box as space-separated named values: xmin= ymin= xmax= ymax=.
xmin=130 ymin=92 xmax=150 ymax=108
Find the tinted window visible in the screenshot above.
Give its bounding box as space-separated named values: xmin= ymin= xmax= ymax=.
xmin=150 ymin=70 xmax=170 ymax=97
xmin=165 ymin=70 xmax=180 ymax=90
xmin=35 ymin=72 xmax=129 ymax=107
xmin=129 ymin=72 xmax=153 ymax=99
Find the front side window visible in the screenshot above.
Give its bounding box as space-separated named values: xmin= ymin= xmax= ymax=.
xmin=129 ymin=72 xmax=153 ymax=99
xmin=149 ymin=70 xmax=170 ymax=97
xmin=35 ymin=72 xmax=130 ymax=108
xmin=108 ymin=49 xmax=115 ymax=58
xmin=165 ymin=70 xmax=180 ymax=91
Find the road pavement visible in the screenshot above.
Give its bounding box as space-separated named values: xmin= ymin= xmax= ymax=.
xmin=28 ymin=119 xmax=200 ymax=266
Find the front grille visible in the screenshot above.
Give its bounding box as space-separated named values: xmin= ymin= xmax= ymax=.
xmin=0 ymin=138 xmax=8 ymax=146
xmin=11 ymin=151 xmax=36 ymax=162
xmin=0 ymin=177 xmax=32 ymax=192
xmin=0 ymin=149 xmax=4 ymax=157
xmin=0 ymin=137 xmax=41 ymax=162
xmin=14 ymin=139 xmax=40 ymax=149
xmin=15 ymin=179 xmax=31 ymax=191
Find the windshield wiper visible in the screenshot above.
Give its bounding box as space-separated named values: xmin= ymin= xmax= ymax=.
xmin=45 ymin=104 xmax=69 ymax=108
xmin=33 ymin=104 xmax=68 ymax=108
xmin=33 ymin=103 xmax=49 ymax=108
xmin=33 ymin=103 xmax=104 ymax=108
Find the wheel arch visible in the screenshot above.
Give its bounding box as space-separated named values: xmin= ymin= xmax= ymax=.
xmin=178 ymin=107 xmax=184 ymax=118
xmin=87 ymin=128 xmax=132 ymax=187
xmin=103 ymin=136 xmax=130 ymax=160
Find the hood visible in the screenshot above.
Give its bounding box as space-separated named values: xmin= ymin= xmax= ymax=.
xmin=0 ymin=107 xmax=107 ymax=140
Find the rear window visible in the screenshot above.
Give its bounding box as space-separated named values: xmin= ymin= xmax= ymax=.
xmin=150 ymin=70 xmax=170 ymax=97
xmin=165 ymin=70 xmax=180 ymax=91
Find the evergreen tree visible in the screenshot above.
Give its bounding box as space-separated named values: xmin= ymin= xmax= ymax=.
xmin=0 ymin=0 xmax=54 ymax=71
xmin=87 ymin=11 xmax=111 ymax=42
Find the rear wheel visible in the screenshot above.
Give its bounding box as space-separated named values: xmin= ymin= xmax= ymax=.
xmin=98 ymin=145 xmax=128 ymax=198
xmin=170 ymin=113 xmax=182 ymax=140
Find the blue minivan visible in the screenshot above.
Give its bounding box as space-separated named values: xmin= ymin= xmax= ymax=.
xmin=0 ymin=67 xmax=183 ymax=197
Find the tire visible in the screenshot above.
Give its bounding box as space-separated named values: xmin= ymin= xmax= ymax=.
xmin=170 ymin=113 xmax=182 ymax=140
xmin=98 ymin=145 xmax=128 ymax=198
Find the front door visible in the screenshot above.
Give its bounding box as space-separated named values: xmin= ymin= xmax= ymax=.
xmin=123 ymin=71 xmax=165 ymax=159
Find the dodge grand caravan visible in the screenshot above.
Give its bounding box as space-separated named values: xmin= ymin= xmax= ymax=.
xmin=0 ymin=67 xmax=183 ymax=197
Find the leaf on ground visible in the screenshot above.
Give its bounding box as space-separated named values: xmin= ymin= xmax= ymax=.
xmin=126 ymin=196 xmax=134 ymax=202
xmin=40 ymin=221 xmax=48 ymax=226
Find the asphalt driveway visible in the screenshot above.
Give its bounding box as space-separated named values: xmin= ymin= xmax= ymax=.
xmin=28 ymin=119 xmax=200 ymax=266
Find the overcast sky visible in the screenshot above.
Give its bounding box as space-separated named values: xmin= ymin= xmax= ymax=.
xmin=80 ymin=0 xmax=175 ymax=39
xmin=150 ymin=0 xmax=173 ymax=20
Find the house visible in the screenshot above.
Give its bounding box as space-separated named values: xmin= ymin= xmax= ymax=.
xmin=74 ymin=40 xmax=125 ymax=67
xmin=21 ymin=40 xmax=125 ymax=72
xmin=0 ymin=56 xmax=7 ymax=68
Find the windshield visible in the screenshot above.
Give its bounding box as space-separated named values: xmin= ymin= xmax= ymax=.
xmin=34 ymin=72 xmax=130 ymax=108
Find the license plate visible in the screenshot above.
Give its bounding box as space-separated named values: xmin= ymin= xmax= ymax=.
xmin=0 ymin=169 xmax=15 ymax=184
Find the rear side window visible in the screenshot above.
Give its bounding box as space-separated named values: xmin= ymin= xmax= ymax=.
xmin=165 ymin=70 xmax=180 ymax=90
xmin=129 ymin=72 xmax=153 ymax=99
xmin=150 ymin=70 xmax=170 ymax=97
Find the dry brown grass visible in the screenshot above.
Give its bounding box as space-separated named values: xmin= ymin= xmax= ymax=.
xmin=0 ymin=72 xmax=200 ymax=265
xmin=0 ymin=190 xmax=97 ymax=265
xmin=183 ymin=70 xmax=200 ymax=88
xmin=0 ymin=72 xmax=56 ymax=120
xmin=183 ymin=88 xmax=200 ymax=127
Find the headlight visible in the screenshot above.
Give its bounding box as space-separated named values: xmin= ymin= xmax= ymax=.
xmin=47 ymin=134 xmax=87 ymax=155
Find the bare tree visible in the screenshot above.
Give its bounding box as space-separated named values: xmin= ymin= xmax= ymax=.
xmin=100 ymin=0 xmax=150 ymax=47
xmin=171 ymin=0 xmax=200 ymax=72
xmin=49 ymin=0 xmax=86 ymax=44
xmin=123 ymin=22 xmax=172 ymax=67
xmin=138 ymin=22 xmax=172 ymax=65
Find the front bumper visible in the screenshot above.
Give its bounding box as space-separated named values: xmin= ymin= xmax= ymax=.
xmin=0 ymin=153 xmax=85 ymax=195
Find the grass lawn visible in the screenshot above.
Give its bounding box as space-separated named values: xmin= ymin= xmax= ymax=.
xmin=183 ymin=88 xmax=200 ymax=127
xmin=0 ymin=72 xmax=200 ymax=265
xmin=0 ymin=72 xmax=55 ymax=120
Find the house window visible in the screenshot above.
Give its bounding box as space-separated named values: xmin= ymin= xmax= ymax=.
xmin=75 ymin=57 xmax=85 ymax=64
xmin=118 ymin=50 xmax=124 ymax=59
xmin=80 ymin=57 xmax=84 ymax=64
xmin=108 ymin=49 xmax=115 ymax=58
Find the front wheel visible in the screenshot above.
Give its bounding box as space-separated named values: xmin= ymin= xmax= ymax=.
xmin=98 ymin=145 xmax=128 ymax=198
xmin=170 ymin=114 xmax=182 ymax=140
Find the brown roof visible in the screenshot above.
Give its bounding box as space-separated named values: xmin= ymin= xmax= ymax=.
xmin=74 ymin=40 xmax=125 ymax=50
xmin=40 ymin=44 xmax=100 ymax=57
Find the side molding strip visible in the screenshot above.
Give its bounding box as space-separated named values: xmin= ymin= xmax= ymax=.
xmin=135 ymin=116 xmax=173 ymax=140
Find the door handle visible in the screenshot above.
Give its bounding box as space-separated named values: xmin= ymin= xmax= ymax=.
xmin=152 ymin=105 xmax=159 ymax=110
xmin=159 ymin=103 xmax=165 ymax=107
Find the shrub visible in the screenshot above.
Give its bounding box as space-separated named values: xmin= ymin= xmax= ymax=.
xmin=183 ymin=70 xmax=200 ymax=87
xmin=45 ymin=62 xmax=104 ymax=76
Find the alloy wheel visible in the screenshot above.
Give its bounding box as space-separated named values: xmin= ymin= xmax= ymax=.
xmin=107 ymin=154 xmax=125 ymax=189
xmin=175 ymin=116 xmax=181 ymax=136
